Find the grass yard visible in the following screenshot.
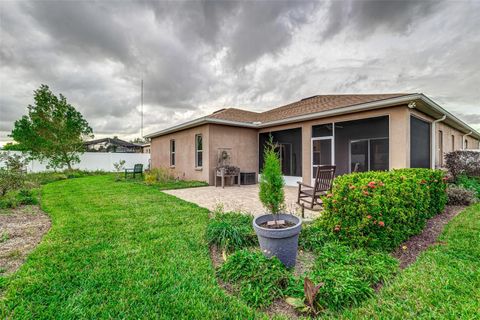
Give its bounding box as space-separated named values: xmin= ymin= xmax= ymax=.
xmin=333 ymin=203 xmax=480 ymax=319
xmin=0 ymin=175 xmax=259 ymax=319
xmin=1 ymin=174 xmax=479 ymax=319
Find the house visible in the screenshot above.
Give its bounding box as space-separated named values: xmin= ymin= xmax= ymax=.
xmin=145 ymin=94 xmax=480 ymax=186
xmin=84 ymin=137 xmax=142 ymax=153
xmin=141 ymin=143 xmax=151 ymax=154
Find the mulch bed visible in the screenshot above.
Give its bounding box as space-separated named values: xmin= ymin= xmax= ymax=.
xmin=0 ymin=205 xmax=51 ymax=275
xmin=210 ymin=205 xmax=466 ymax=318
xmin=392 ymin=205 xmax=465 ymax=269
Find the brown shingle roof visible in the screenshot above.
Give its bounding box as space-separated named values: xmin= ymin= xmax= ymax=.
xmin=209 ymin=94 xmax=410 ymax=123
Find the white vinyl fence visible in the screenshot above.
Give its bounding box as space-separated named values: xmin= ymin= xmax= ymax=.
xmin=0 ymin=151 xmax=150 ymax=173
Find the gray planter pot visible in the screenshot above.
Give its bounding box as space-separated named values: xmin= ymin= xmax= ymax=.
xmin=253 ymin=214 xmax=302 ymax=268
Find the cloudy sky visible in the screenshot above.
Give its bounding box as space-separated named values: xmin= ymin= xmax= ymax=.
xmin=1 ymin=0 xmax=479 ymax=145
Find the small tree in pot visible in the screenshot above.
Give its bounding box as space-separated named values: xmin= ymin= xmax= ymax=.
xmin=254 ymin=137 xmax=302 ymax=268
xmin=259 ymin=138 xmax=285 ymax=220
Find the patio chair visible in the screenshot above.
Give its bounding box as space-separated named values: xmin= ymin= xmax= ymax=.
xmin=297 ymin=165 xmax=336 ymax=210
xmin=125 ymin=164 xmax=143 ymax=179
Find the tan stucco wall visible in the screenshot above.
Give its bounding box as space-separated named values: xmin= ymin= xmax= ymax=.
xmin=208 ymin=124 xmax=258 ymax=184
xmin=150 ymin=124 xmax=210 ymax=182
xmin=258 ymin=105 xmax=410 ymax=183
xmin=150 ymin=124 xmax=258 ymax=185
xmin=435 ymin=121 xmax=480 ymax=167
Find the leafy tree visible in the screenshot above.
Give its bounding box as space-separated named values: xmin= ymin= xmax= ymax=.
xmin=259 ymin=136 xmax=285 ymax=214
xmin=10 ymin=85 xmax=93 ymax=170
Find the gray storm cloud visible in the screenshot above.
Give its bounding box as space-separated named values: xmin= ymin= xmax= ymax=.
xmin=1 ymin=0 xmax=479 ymax=144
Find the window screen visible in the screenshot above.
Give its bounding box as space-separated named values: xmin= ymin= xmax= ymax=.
xmin=410 ymin=116 xmax=430 ymax=168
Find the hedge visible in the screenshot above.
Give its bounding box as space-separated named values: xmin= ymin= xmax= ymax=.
xmin=321 ymin=168 xmax=447 ymax=251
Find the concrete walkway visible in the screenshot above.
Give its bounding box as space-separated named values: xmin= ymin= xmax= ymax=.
xmin=163 ymin=184 xmax=319 ymax=219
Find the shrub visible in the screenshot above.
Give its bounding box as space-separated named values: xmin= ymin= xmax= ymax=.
xmin=444 ymin=150 xmax=480 ymax=178
xmin=299 ymin=221 xmax=331 ymax=251
xmin=218 ymin=249 xmax=290 ymax=308
xmin=321 ymin=168 xmax=447 ymax=251
xmin=456 ymin=174 xmax=480 ymax=198
xmin=288 ymin=242 xmax=398 ymax=313
xmin=206 ymin=211 xmax=256 ymax=252
xmin=259 ymin=137 xmax=285 ymax=214
xmin=0 ymin=189 xmax=38 ymax=209
xmin=144 ymin=167 xmax=174 ymax=185
xmin=0 ymin=169 xmax=25 ymax=196
xmin=446 ymin=185 xmax=477 ymax=205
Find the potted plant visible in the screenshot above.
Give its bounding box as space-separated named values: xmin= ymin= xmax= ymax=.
xmin=253 ymin=137 xmax=302 ymax=268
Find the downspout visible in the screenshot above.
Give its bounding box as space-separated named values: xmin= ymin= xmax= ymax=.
xmin=431 ymin=115 xmax=446 ymax=169
xmin=462 ymin=131 xmax=473 ymax=149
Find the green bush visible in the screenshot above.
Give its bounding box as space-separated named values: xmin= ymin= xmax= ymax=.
xmin=289 ymin=242 xmax=398 ymax=312
xmin=0 ymin=189 xmax=39 ymax=209
xmin=447 ymin=185 xmax=477 ymax=205
xmin=206 ymin=211 xmax=256 ymax=252
xmin=218 ymin=249 xmax=290 ymax=308
xmin=321 ymin=168 xmax=447 ymax=251
xmin=457 ymin=174 xmax=480 ymax=198
xmin=299 ymin=220 xmax=331 ymax=251
xmin=0 ymin=169 xmax=25 ymax=196
xmin=144 ymin=167 xmax=175 ymax=185
xmin=259 ymin=137 xmax=285 ymax=214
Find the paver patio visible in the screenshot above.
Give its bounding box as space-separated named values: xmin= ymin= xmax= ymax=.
xmin=163 ymin=184 xmax=319 ymax=219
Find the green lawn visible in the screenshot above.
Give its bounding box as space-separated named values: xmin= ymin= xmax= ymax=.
xmin=333 ymin=203 xmax=480 ymax=319
xmin=1 ymin=175 xmax=479 ymax=319
xmin=0 ymin=175 xmax=259 ymax=319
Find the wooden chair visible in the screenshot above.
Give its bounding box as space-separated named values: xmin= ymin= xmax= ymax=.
xmin=125 ymin=164 xmax=143 ymax=179
xmin=297 ymin=165 xmax=336 ymax=210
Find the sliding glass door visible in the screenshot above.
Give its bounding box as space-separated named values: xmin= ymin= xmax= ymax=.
xmin=350 ymin=138 xmax=388 ymax=172
xmin=312 ymin=137 xmax=333 ymax=180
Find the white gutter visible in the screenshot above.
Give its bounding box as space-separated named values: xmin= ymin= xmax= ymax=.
xmin=462 ymin=131 xmax=472 ymax=149
xmin=430 ymin=115 xmax=446 ymax=169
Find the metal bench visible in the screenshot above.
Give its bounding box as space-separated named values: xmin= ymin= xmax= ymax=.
xmin=125 ymin=164 xmax=143 ymax=179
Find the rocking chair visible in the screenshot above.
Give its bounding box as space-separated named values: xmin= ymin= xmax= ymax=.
xmin=297 ymin=165 xmax=336 ymax=211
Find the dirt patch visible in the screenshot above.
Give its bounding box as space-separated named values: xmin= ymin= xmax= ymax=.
xmin=392 ymin=205 xmax=465 ymax=269
xmin=0 ymin=205 xmax=51 ymax=275
xmin=210 ymin=245 xmax=313 ymax=319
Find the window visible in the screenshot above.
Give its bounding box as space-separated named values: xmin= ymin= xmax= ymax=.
xmin=451 ymin=135 xmax=455 ymax=151
xmin=410 ymin=116 xmax=431 ymax=168
xmin=170 ymin=139 xmax=175 ymax=166
xmin=465 ymin=139 xmax=468 ymax=149
xmin=349 ymin=138 xmax=389 ymax=173
xmin=195 ymin=134 xmax=203 ymax=168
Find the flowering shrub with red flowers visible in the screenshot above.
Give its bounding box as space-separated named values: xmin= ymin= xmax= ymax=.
xmin=321 ymin=168 xmax=447 ymax=251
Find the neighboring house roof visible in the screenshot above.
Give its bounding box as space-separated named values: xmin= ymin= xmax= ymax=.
xmin=145 ymin=93 xmax=480 ymax=139
xmin=84 ymin=138 xmax=141 ymax=148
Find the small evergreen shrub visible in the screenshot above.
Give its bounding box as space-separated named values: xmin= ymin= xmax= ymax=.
xmin=321 ymin=168 xmax=447 ymax=251
xmin=206 ymin=211 xmax=256 ymax=252
xmin=218 ymin=249 xmax=290 ymax=308
xmin=447 ymin=185 xmax=477 ymax=205
xmin=444 ymin=150 xmax=480 ymax=178
xmin=259 ymin=137 xmax=285 ymax=214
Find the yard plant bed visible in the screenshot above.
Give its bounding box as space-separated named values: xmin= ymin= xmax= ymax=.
xmin=392 ymin=205 xmax=465 ymax=269
xmin=0 ymin=205 xmax=50 ymax=275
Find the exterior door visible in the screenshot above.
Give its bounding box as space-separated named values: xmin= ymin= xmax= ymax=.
xmin=311 ymin=137 xmax=333 ymax=183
